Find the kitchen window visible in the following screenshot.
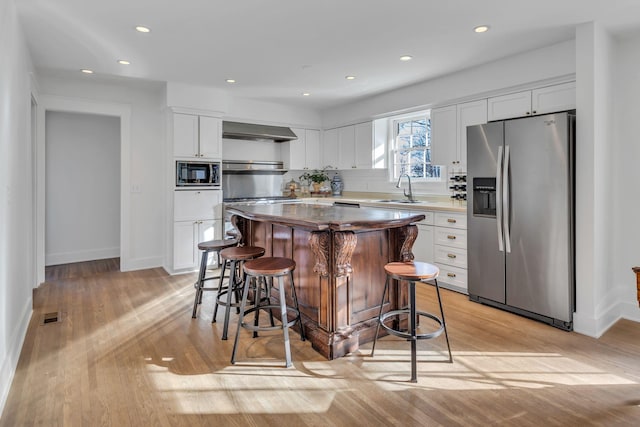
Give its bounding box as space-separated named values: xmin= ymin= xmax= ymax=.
xmin=391 ymin=115 xmax=441 ymax=181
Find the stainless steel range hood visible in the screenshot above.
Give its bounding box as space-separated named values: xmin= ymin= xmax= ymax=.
xmin=222 ymin=121 xmax=297 ymax=142
xmin=222 ymin=160 xmax=288 ymax=174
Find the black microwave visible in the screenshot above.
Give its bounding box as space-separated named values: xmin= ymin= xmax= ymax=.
xmin=176 ymin=160 xmax=221 ymax=187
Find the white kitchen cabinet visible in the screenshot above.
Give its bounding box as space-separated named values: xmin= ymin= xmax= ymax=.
xmin=433 ymin=211 xmax=468 ymax=293
xmin=413 ymin=212 xmax=435 ymax=263
xmin=323 ymin=122 xmax=374 ymax=170
xmin=354 ymin=121 xmax=374 ymax=169
xmin=430 ymin=105 xmax=457 ymax=170
xmin=283 ymin=128 xmax=321 ymax=170
xmin=173 ymin=113 xmax=222 ymax=159
xmin=173 ymin=219 xmax=218 ymax=270
xmin=531 ymin=82 xmax=576 ymax=115
xmin=337 ymin=126 xmax=355 ymax=170
xmin=322 ymin=128 xmax=339 ymax=168
xmin=431 ymin=101 xmax=486 ymax=173
xmin=172 ymin=189 xmax=222 ymax=271
xmin=487 ymin=82 xmax=575 ymax=121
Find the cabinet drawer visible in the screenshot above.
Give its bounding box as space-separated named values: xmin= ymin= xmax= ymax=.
xmin=434 ymin=227 xmax=467 ymax=249
xmin=174 ymin=190 xmax=222 ymax=221
xmin=434 ymin=245 xmax=467 ymax=269
xmin=435 ymin=263 xmax=468 ymax=292
xmin=435 ymin=212 xmax=466 ymax=229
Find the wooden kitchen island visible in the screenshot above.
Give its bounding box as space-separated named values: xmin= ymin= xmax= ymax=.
xmin=226 ymin=202 xmax=425 ymax=360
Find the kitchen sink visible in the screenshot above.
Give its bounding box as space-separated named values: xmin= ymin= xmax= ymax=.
xmin=373 ymin=199 xmax=423 ymax=204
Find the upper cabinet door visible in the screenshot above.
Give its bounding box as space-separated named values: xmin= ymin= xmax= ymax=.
xmin=283 ymin=128 xmax=306 ymax=169
xmin=198 ymin=116 xmax=222 ymax=159
xmin=173 ymin=113 xmax=221 ymax=159
xmin=354 ymin=122 xmax=373 ymax=169
xmin=305 ymin=129 xmax=322 ymax=170
xmin=430 ymin=105 xmax=457 ymax=168
xmin=322 ymin=128 xmax=339 ymax=168
xmin=173 ymin=113 xmax=199 ymax=158
xmin=337 ymin=126 xmax=356 ymax=169
xmin=487 ymin=90 xmax=532 ymax=121
xmin=457 ymin=99 xmax=487 ymax=171
xmin=531 ymin=82 xmax=576 ymax=115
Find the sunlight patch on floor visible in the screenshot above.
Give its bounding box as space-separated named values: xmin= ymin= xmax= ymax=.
xmin=355 ymin=348 xmax=638 ymax=391
xmin=145 ymin=363 xmax=337 ymax=414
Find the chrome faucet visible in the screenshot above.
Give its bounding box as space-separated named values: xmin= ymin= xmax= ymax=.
xmin=396 ymin=173 xmax=416 ymax=202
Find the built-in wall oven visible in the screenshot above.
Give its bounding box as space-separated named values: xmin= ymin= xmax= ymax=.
xmin=176 ymin=160 xmax=221 ymax=188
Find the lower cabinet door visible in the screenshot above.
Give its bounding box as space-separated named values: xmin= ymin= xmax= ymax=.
xmin=414 ymin=223 xmax=434 ymax=263
xmin=173 ymin=219 xmax=219 ymax=271
xmin=174 ymin=221 xmax=198 ymax=270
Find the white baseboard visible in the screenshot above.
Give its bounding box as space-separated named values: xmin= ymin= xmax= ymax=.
xmin=621 ymin=301 xmax=640 ymax=322
xmin=575 ymin=299 xmax=640 ymax=339
xmin=0 ymin=296 xmax=32 ymax=417
xmin=120 ymin=256 xmax=163 ymax=272
xmin=45 ymin=247 xmax=119 ymax=266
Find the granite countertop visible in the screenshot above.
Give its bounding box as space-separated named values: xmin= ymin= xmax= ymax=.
xmin=298 ymin=194 xmax=466 ymax=213
xmin=226 ymin=203 xmax=426 ymax=231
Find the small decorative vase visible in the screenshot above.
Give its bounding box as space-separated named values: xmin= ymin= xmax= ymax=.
xmin=312 ymin=182 xmax=322 ymax=192
xmin=331 ymin=173 xmax=343 ymax=196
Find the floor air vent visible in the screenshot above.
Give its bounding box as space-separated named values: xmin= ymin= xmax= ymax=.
xmin=42 ymin=312 xmax=60 ymax=324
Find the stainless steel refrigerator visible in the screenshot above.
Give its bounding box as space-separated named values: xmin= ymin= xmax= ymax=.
xmin=466 ymin=112 xmax=575 ymax=330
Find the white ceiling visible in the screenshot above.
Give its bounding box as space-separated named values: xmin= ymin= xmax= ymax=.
xmin=16 ymin=0 xmax=640 ymax=110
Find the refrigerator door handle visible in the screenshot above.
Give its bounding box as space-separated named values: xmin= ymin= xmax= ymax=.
xmin=496 ymin=145 xmax=504 ymax=252
xmin=503 ymin=145 xmax=512 ymax=253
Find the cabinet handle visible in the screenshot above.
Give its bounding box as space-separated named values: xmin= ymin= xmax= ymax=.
xmin=447 ymin=235 xmax=457 ymax=240
xmin=532 ymin=110 xmax=537 ymax=114
xmin=447 ymin=254 xmax=457 ymax=259
xmin=526 ymin=111 xmax=531 ymax=115
xmin=447 ymin=273 xmax=457 ymax=278
xmin=447 ymin=218 xmax=457 ymax=223
xmin=352 ymin=165 xmax=356 ymax=168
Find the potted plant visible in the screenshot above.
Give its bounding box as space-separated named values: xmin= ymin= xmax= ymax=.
xmin=300 ymin=166 xmax=332 ymax=192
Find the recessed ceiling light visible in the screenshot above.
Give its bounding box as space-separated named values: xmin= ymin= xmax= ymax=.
xmin=345 ymin=75 xmax=356 ymax=80
xmin=118 ymin=60 xmax=131 ymax=65
xmin=474 ymin=25 xmax=490 ymax=33
xmin=226 ymin=79 xmax=236 ymax=83
xmin=302 ymin=92 xmax=311 ymax=97
xmin=81 ymin=69 xmax=94 ymax=74
xmin=400 ymin=55 xmax=413 ymax=61
xmin=135 ymin=26 xmax=151 ymax=33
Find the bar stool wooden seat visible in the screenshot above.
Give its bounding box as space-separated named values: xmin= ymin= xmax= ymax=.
xmin=191 ymin=238 xmax=239 ymax=319
xmin=231 ymin=257 xmax=305 ymax=368
xmin=216 ymin=245 xmax=265 ymax=340
xmin=371 ymin=261 xmax=452 ymax=382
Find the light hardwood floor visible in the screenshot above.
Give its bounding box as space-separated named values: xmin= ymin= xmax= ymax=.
xmin=2 ymin=260 xmax=640 ymax=426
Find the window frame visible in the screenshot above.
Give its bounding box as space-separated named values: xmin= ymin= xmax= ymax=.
xmin=390 ymin=113 xmax=442 ymax=182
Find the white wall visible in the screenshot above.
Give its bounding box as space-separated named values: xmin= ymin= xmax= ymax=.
xmin=45 ymin=112 xmax=120 ymax=265
xmin=38 ymin=75 xmax=166 ymax=271
xmin=612 ymin=33 xmax=640 ymax=322
xmin=0 ymin=0 xmax=35 ymax=414
xmin=321 ymin=40 xmax=576 ymax=128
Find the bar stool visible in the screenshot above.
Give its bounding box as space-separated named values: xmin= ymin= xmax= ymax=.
xmin=216 ymin=246 xmax=265 ymax=340
xmin=191 ymin=238 xmax=239 ymax=319
xmin=371 ymin=261 xmax=452 ymax=382
xmin=231 ymin=257 xmax=305 ymax=368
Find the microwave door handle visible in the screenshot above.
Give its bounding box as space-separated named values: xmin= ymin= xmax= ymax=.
xmin=496 ymin=145 xmax=504 ymax=252
xmin=503 ymin=145 xmax=512 ymax=254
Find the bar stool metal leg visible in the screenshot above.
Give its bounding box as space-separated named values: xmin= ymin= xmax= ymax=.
xmin=434 ymin=278 xmax=453 ymax=362
xmin=409 ymin=280 xmax=417 ymax=382
xmin=192 ymin=249 xmax=210 ymax=318
xmin=278 ymin=275 xmax=293 ymax=367
xmin=371 ymin=276 xmax=390 ymax=356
